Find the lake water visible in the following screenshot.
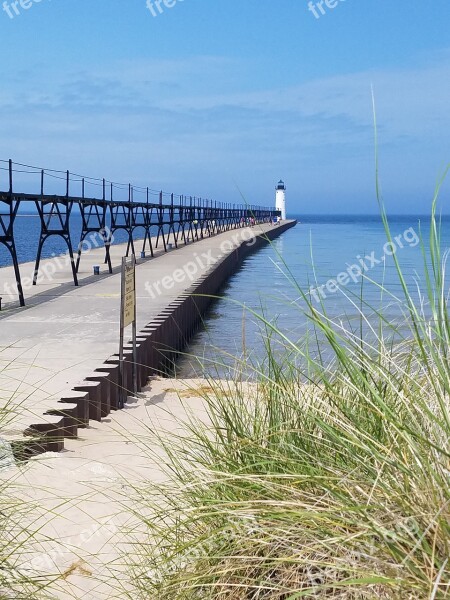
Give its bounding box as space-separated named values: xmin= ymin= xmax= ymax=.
xmin=0 ymin=214 xmax=139 ymax=267
xmin=176 ymin=215 xmax=450 ymax=376
xmin=1 ymin=214 xmax=448 ymax=377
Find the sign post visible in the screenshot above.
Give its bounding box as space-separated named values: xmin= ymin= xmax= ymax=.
xmin=119 ymin=255 xmax=137 ymax=408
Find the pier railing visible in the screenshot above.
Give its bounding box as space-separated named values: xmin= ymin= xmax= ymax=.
xmin=0 ymin=159 xmax=279 ymax=307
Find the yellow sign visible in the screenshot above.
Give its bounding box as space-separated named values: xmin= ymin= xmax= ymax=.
xmin=122 ymin=262 xmax=135 ymax=328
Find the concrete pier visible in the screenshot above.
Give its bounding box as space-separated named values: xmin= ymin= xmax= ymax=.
xmin=0 ymin=220 xmax=296 ymax=456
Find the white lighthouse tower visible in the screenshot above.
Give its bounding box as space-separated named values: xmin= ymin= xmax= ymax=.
xmin=276 ymin=180 xmax=286 ymax=220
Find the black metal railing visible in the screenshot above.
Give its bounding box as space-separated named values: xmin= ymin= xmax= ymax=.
xmin=0 ymin=159 xmax=279 ymax=306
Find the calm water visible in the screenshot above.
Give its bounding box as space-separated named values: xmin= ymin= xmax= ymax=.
xmin=2 ymin=214 xmax=448 ymax=377
xmin=177 ymin=215 xmax=450 ymax=376
xmin=0 ymin=214 xmax=143 ymax=267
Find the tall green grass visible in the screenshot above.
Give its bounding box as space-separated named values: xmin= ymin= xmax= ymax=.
xmin=129 ymin=176 xmax=450 ymax=598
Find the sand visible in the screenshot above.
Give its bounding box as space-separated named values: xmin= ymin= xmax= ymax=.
xmin=1 ymin=377 xmax=217 ymax=600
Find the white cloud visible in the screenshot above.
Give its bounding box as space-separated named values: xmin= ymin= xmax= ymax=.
xmin=1 ymin=52 xmax=450 ymax=210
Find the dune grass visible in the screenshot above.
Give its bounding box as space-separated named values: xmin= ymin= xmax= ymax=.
xmin=128 ymin=172 xmax=450 ymax=599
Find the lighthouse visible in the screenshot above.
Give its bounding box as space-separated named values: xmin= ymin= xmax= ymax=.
xmin=276 ymin=180 xmax=286 ymax=220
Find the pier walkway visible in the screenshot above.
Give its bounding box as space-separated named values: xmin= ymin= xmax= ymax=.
xmin=0 ymin=220 xmax=296 ymax=454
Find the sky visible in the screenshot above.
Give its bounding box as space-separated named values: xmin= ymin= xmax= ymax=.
xmin=1 ymin=0 xmax=450 ymax=215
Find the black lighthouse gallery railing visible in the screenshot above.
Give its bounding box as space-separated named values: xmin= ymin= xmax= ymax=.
xmin=0 ymin=159 xmax=279 ymax=307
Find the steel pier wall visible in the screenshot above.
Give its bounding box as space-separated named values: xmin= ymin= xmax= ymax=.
xmin=18 ymin=220 xmax=296 ymax=457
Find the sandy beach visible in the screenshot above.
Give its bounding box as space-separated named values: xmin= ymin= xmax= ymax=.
xmin=1 ymin=377 xmax=219 ymax=600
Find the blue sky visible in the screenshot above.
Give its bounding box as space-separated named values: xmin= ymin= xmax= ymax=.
xmin=1 ymin=0 xmax=450 ymax=214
